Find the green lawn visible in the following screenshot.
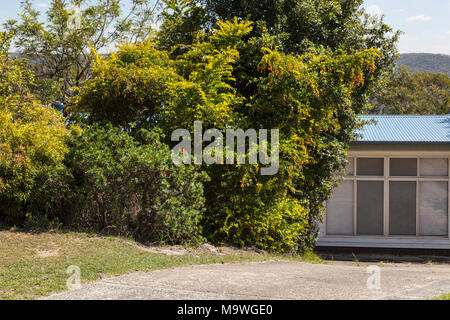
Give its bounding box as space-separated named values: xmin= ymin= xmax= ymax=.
xmin=0 ymin=230 xmax=321 ymax=300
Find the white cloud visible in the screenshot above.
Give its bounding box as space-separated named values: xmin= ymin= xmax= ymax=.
xmin=399 ymin=33 xmax=450 ymax=55
xmin=37 ymin=3 xmax=49 ymax=8
xmin=406 ymin=14 xmax=432 ymax=22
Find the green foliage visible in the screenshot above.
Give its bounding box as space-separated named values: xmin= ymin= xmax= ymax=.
xmin=155 ymin=0 xmax=398 ymax=249
xmin=194 ymin=0 xmax=400 ymax=81
xmin=370 ymin=66 xmax=450 ymax=115
xmin=0 ymin=27 xmax=208 ymax=244
xmin=158 ymin=0 xmax=208 ymax=52
xmin=53 ymin=125 xmax=207 ymax=244
xmin=221 ymin=197 xmax=309 ymax=253
xmin=0 ymin=33 xmax=69 ymax=222
xmin=4 ymin=0 xmax=158 ymax=103
xmin=71 ymin=16 xmax=381 ymax=252
xmin=70 ymin=18 xmax=251 ymax=131
xmin=204 ymin=47 xmax=379 ymax=250
xmin=1 ymin=1 xmax=401 ymax=253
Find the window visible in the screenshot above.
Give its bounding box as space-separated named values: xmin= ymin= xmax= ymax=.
xmin=389 ymin=181 xmax=416 ymax=235
xmin=419 ymin=182 xmax=448 ymax=236
xmin=420 ymin=158 xmax=448 ymax=176
xmin=326 ymin=156 xmax=449 ymax=238
xmin=326 ymin=181 xmax=354 ymax=235
xmin=357 ymin=181 xmax=384 ymax=235
xmin=390 ymin=158 xmax=417 ymax=176
xmin=357 ymin=158 xmax=384 ymax=176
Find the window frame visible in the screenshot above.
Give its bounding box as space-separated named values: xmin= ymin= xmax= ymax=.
xmin=326 ymin=152 xmax=450 ymax=239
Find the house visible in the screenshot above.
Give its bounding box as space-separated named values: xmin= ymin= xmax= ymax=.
xmin=317 ymin=115 xmax=450 ymax=249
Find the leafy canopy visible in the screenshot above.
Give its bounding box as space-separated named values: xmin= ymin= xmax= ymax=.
xmin=70 ymin=18 xmax=252 ymax=131
xmin=4 ymin=0 xmax=159 ymax=104
xmin=0 ymin=32 xmax=69 ymax=213
xmin=71 ymin=15 xmax=380 ymax=251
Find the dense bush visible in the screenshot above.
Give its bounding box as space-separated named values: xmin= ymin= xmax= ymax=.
xmin=154 ymin=0 xmax=399 ymax=251
xmin=1 ymin=1 xmax=401 ymax=253
xmin=0 ymin=34 xmax=206 ymax=244
xmin=220 ymin=195 xmax=309 ymax=253
xmin=70 ymin=19 xmax=380 ymax=252
xmin=50 ymin=125 xmax=207 ymax=244
xmin=0 ymin=33 xmax=70 ymax=224
xmin=70 ymin=25 xmax=245 ymax=132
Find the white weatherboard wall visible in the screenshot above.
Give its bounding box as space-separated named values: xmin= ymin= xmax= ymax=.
xmin=317 ymin=150 xmax=450 ymax=249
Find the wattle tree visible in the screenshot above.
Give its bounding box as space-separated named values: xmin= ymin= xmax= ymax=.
xmin=71 ymin=16 xmax=381 ymax=252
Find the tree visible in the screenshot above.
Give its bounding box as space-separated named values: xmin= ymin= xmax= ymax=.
xmin=4 ymin=0 xmax=159 ymax=104
xmin=161 ymin=0 xmax=400 ymax=103
xmin=69 ymin=18 xmax=248 ymax=131
xmin=0 ymin=32 xmax=69 ymax=222
xmin=370 ymin=66 xmax=450 ymax=115
xmin=156 ymin=0 xmax=399 ymax=247
xmin=71 ymin=19 xmax=380 ymax=252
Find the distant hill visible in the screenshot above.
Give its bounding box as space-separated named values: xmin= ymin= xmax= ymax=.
xmin=397 ymin=53 xmax=450 ymax=76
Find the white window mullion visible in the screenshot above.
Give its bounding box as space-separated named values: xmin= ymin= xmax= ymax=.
xmin=416 ymin=178 xmax=420 ymax=236
xmin=354 ymin=159 xmax=357 ymax=236
xmin=384 ymin=157 xmax=389 ymax=237
xmin=448 ymin=155 xmax=450 ymax=239
xmin=416 ymin=157 xmax=420 ymax=236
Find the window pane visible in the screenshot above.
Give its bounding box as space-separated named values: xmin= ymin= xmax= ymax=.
xmin=389 ymin=181 xmax=416 ymax=235
xmin=357 ymin=181 xmax=384 ymax=235
xmin=327 ymin=181 xmax=354 ymax=235
xmin=420 ymin=158 xmax=448 ymax=177
xmin=390 ymin=158 xmax=417 ymax=176
xmin=346 ymin=158 xmax=354 ymax=176
xmin=419 ymin=182 xmax=448 ymax=236
xmin=357 ymin=158 xmax=384 ymax=176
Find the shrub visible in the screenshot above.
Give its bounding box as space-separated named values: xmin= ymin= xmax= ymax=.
xmin=221 ymin=197 xmax=309 ymax=253
xmin=58 ymin=125 xmax=207 ymax=244
xmin=69 ymin=19 xmax=381 ymax=253
xmin=0 ymin=33 xmax=70 ymax=224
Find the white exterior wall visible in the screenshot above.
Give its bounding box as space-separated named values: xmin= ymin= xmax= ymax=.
xmin=317 ymin=149 xmax=450 ymax=249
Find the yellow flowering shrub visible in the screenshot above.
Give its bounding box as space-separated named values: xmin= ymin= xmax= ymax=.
xmin=221 ymin=196 xmax=309 ymax=253
xmin=0 ymin=33 xmax=69 ymax=221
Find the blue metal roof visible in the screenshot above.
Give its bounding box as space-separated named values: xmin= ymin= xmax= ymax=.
xmin=355 ymin=115 xmax=450 ymax=144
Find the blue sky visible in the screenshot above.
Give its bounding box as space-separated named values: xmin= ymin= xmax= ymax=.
xmin=1 ymin=0 xmax=449 ymax=54
xmin=364 ymin=0 xmax=450 ymax=54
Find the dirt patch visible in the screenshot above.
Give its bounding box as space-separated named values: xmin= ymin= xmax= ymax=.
xmin=136 ymin=245 xmax=190 ymax=256
xmin=35 ymin=249 xmax=60 ymax=258
xmin=135 ymin=243 xmax=266 ymax=257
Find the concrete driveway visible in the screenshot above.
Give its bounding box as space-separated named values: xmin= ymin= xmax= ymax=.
xmin=44 ymin=260 xmax=450 ymax=300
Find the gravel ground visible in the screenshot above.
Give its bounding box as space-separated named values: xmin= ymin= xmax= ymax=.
xmin=43 ymin=260 xmax=450 ymax=300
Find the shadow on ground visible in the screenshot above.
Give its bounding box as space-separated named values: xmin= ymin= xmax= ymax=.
xmin=315 ymin=247 xmax=450 ymax=264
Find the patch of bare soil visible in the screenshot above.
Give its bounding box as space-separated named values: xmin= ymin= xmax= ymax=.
xmin=35 ymin=249 xmax=60 ymax=258
xmin=135 ymin=243 xmax=266 ymax=257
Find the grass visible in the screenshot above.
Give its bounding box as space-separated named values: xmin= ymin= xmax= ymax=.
xmin=0 ymin=230 xmax=322 ymax=300
xmin=432 ymin=293 xmax=450 ymax=300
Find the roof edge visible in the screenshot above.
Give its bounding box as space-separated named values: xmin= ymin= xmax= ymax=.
xmin=351 ymin=141 xmax=450 ymax=145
